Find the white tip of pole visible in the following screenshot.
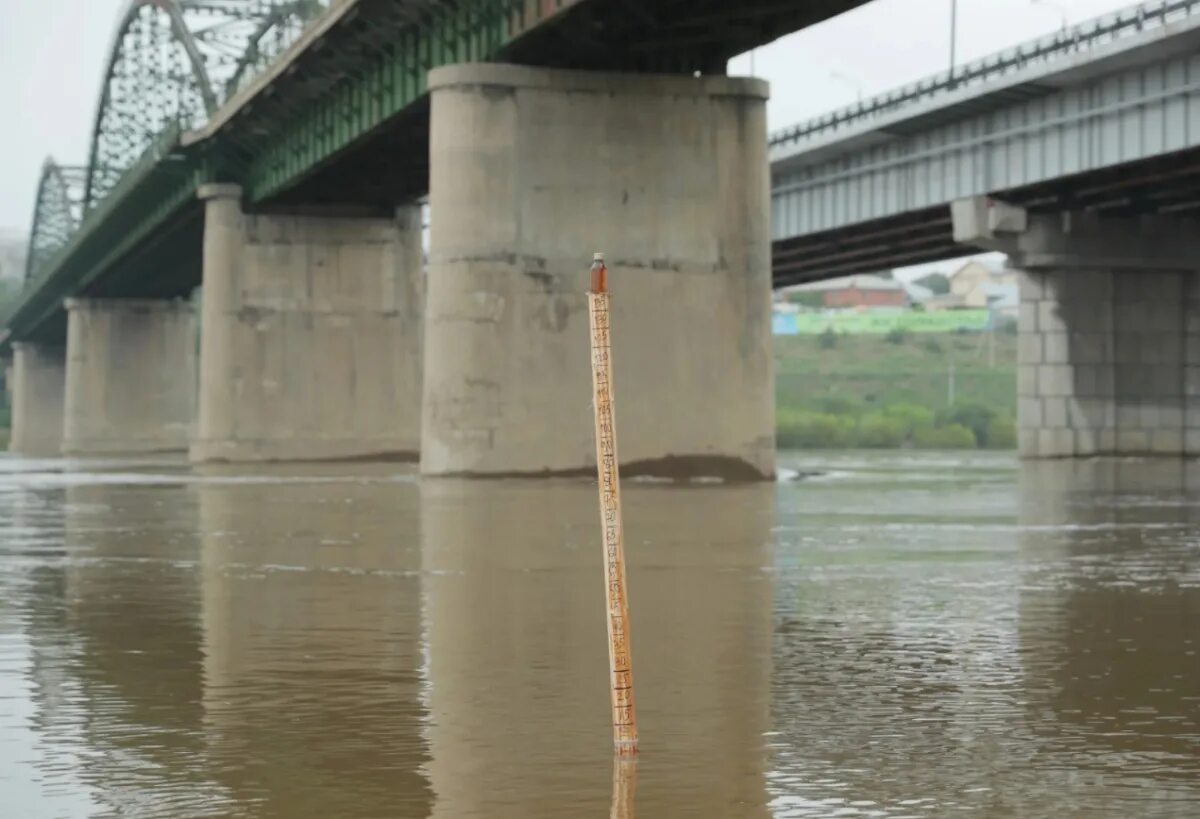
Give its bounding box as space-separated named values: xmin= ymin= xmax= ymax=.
xmin=593 ymin=252 xmax=605 ymax=263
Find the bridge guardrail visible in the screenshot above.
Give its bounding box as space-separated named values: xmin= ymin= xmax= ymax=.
xmin=769 ymin=0 xmax=1200 ymax=149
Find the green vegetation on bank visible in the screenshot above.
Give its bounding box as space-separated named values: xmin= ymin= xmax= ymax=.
xmin=775 ymin=329 xmax=1017 ymax=450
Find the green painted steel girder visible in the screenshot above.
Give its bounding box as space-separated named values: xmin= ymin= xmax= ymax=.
xmin=237 ymin=0 xmax=535 ymax=202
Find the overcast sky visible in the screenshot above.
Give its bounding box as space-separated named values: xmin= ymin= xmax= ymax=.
xmin=0 ymin=0 xmax=1140 ymax=236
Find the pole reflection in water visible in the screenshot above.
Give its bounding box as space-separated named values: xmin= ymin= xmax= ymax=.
xmin=610 ymin=755 xmax=637 ymax=819
xmin=419 ymin=478 xmax=775 ymax=818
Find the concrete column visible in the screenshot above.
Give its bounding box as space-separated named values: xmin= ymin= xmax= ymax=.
xmin=8 ymin=342 xmax=65 ymax=456
xmin=966 ymin=209 xmax=1200 ymax=458
xmin=61 ymin=298 xmax=197 ymax=455
xmin=192 ymin=184 xmax=423 ymax=463
xmin=422 ymin=64 xmax=774 ymax=480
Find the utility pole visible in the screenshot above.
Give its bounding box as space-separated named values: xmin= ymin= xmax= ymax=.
xmin=988 ymin=313 xmax=996 ymax=368
xmin=949 ymin=0 xmax=958 ymax=84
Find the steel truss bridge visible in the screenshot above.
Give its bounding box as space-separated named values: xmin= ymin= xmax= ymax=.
xmin=3 ymin=0 xmax=866 ymax=350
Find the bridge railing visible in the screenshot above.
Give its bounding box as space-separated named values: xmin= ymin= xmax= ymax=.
xmin=769 ymin=0 xmax=1200 ymax=149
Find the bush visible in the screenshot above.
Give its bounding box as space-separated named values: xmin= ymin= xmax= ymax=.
xmin=777 ymin=409 xmax=856 ymax=449
xmin=882 ymin=403 xmax=935 ymax=437
xmin=922 ymin=337 xmax=943 ymax=353
xmin=885 ymin=328 xmax=907 ymax=345
xmin=985 ymin=415 xmax=1016 ymax=449
xmin=938 ymin=401 xmax=996 ymax=447
xmin=915 ymin=273 xmax=951 ymax=295
xmin=818 ymin=327 xmax=838 ymax=349
xmin=856 ymin=414 xmax=906 ymax=448
xmin=812 ymin=395 xmax=863 ymax=416
xmin=912 ymin=423 xmax=977 ymax=449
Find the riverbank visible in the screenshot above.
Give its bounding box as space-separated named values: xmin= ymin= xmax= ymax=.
xmin=775 ymin=329 xmax=1017 ymax=449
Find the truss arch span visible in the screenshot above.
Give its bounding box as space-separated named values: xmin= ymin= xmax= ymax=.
xmin=83 ymin=0 xmax=328 ymax=213
xmin=26 ymin=159 xmax=87 ymax=283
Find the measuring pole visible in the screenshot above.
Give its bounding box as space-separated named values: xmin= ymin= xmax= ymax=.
xmin=588 ymin=252 xmax=639 ymax=756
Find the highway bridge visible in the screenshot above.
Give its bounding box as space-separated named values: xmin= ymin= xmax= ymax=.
xmin=770 ymin=0 xmax=1200 ymax=283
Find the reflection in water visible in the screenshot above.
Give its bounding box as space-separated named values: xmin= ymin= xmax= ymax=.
xmin=1017 ymin=460 xmax=1200 ymax=813
xmin=611 ymin=756 xmax=637 ymax=819
xmin=767 ymin=453 xmax=1200 ymax=817
xmin=768 ymin=454 xmax=1028 ymax=816
xmin=420 ymin=479 xmax=775 ymax=818
xmin=195 ymin=467 xmax=432 ymax=817
xmin=0 ymin=452 xmax=1197 ymax=817
xmin=58 ymin=482 xmax=212 ymax=814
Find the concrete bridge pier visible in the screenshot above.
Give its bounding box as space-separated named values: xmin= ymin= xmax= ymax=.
xmin=421 ymin=64 xmax=775 ymax=480
xmin=8 ymin=342 xmax=66 ymax=457
xmin=61 ymin=298 xmax=197 ymax=455
xmin=954 ymin=201 xmax=1200 ymax=457
xmin=191 ymin=185 xmax=423 ymax=463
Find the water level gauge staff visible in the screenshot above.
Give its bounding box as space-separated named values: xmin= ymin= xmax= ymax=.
xmin=587 ymin=252 xmax=639 ymax=756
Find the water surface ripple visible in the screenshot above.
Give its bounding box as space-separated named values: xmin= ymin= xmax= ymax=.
xmin=0 ymin=452 xmax=1196 ymax=817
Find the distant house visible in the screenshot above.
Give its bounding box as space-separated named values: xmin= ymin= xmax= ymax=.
xmin=782 ymin=274 xmax=908 ymax=309
xmin=948 ymin=259 xmax=1016 ymax=308
xmin=923 ymin=292 xmax=968 ymax=312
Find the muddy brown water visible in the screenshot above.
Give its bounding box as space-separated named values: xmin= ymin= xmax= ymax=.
xmin=0 ymin=452 xmax=1197 ymax=817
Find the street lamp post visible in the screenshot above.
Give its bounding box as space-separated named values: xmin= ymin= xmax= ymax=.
xmin=950 ymin=0 xmax=958 ymax=83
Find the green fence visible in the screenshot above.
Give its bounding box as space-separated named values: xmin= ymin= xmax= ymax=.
xmin=773 ymin=310 xmax=991 ymax=335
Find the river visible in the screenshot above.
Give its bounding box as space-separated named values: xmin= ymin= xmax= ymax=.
xmin=0 ymin=451 xmax=1197 ymax=817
